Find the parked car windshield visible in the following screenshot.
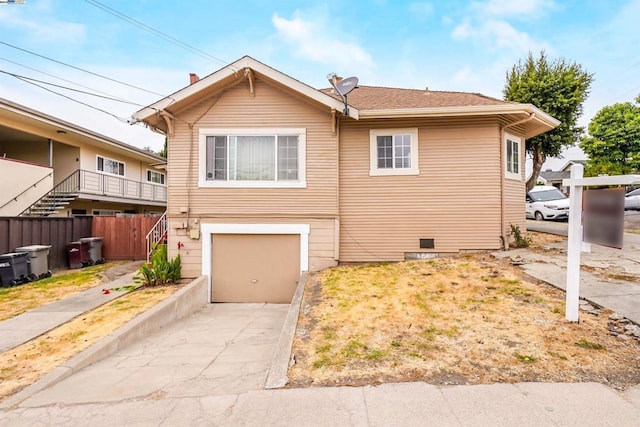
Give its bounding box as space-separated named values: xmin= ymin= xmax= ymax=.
xmin=529 ymin=189 xmax=567 ymax=202
xmin=627 ymin=189 xmax=640 ymax=197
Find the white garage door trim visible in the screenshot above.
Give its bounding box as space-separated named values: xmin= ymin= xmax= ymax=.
xmin=201 ymin=223 xmax=310 ymax=302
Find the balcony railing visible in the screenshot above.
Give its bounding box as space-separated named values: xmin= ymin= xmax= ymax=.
xmin=79 ymin=169 xmax=166 ymax=203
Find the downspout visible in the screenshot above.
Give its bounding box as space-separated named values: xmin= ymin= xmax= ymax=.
xmin=48 ymin=139 xmax=53 ymax=167
xmin=500 ymin=113 xmax=535 ymax=250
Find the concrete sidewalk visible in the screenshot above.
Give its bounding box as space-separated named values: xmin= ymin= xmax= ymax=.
xmin=0 ymin=265 xmax=141 ymax=353
xmin=495 ymin=221 xmax=640 ymax=324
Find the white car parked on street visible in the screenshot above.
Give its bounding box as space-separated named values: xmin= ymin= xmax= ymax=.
xmin=625 ymin=189 xmax=640 ymax=210
xmin=526 ymin=186 xmax=570 ymax=221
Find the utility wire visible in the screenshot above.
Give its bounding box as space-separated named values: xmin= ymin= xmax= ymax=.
xmin=82 ymin=0 xmax=236 ymax=71
xmin=0 ymin=40 xmax=168 ymax=97
xmin=14 ymin=76 xmax=131 ymax=123
xmin=0 ymin=69 xmax=145 ymax=106
xmin=0 ymin=56 xmax=137 ymax=103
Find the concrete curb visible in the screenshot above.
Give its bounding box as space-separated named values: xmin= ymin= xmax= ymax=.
xmin=1 ymin=276 xmax=208 ymax=409
xmin=264 ymin=272 xmax=307 ymax=389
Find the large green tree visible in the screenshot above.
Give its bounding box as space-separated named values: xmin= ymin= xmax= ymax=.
xmin=503 ymin=51 xmax=593 ymax=191
xmin=579 ymin=94 xmax=640 ymax=176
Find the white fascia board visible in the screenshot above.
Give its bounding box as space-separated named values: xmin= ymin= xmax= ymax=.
xmin=359 ymin=104 xmax=560 ymax=127
xmin=563 ymin=175 xmax=640 ymax=187
xmin=132 ymin=56 xmax=359 ymax=121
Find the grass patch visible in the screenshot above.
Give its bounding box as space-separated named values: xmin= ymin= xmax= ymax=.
xmin=515 ymin=353 xmax=537 ymax=364
xmin=575 ymin=339 xmax=605 ymax=350
xmin=0 ymin=262 xmax=119 ymax=322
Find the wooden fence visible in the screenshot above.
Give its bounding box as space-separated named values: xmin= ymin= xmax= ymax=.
xmin=92 ymin=215 xmax=159 ymax=261
xmin=0 ymin=216 xmax=93 ymax=270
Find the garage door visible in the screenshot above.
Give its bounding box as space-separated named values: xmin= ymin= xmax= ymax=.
xmin=211 ymin=234 xmax=301 ymax=303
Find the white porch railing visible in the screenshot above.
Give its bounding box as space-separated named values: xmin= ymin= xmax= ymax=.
xmin=146 ymin=211 xmax=167 ymax=261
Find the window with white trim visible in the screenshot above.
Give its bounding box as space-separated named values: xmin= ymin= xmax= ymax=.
xmin=505 ymin=133 xmax=521 ymax=180
xmin=369 ymin=128 xmax=419 ymax=176
xmin=146 ymin=170 xmax=165 ymax=185
xmin=97 ymin=155 xmax=125 ymax=176
xmin=199 ymin=128 xmax=306 ymax=188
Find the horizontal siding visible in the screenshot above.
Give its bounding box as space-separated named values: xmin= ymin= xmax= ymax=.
xmin=339 ymin=117 xmax=503 ymax=262
xmin=166 ymin=78 xmax=338 ymax=218
xmin=168 ymin=216 xmax=336 ymax=278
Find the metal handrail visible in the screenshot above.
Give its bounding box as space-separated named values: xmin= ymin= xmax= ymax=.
xmin=78 ymin=170 xmax=166 ymax=202
xmin=146 ymin=211 xmax=167 ymax=261
xmin=0 ymin=171 xmax=53 ymax=211
xmin=20 ymin=170 xmax=80 ymax=216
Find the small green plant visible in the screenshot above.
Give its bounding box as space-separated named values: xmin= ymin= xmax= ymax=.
xmin=135 ymin=244 xmax=181 ymax=287
xmin=575 ymin=339 xmax=605 ymax=350
xmin=514 ymin=352 xmax=537 ymax=364
xmin=510 ymin=224 xmax=531 ymax=248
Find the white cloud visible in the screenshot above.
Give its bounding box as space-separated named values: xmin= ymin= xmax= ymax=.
xmin=272 ymin=12 xmax=374 ymax=71
xmin=473 ymin=0 xmax=556 ymax=17
xmin=0 ymin=3 xmax=85 ymax=44
xmin=453 ymin=18 xmax=548 ymax=54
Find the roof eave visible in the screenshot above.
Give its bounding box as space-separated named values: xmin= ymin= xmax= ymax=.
xmin=132 ymin=56 xmax=359 ymax=123
xmin=0 ymin=98 xmax=166 ymax=164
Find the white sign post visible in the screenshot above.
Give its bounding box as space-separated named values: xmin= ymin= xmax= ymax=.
xmin=562 ymin=166 xmax=640 ymax=322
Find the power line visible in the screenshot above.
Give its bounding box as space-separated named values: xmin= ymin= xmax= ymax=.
xmin=0 ymin=69 xmax=145 ymax=106
xmin=13 ymin=76 xmax=131 ymax=123
xmin=0 ymin=56 xmax=136 ymax=103
xmin=0 ymin=40 xmax=169 ymax=97
xmin=82 ymin=0 xmax=236 ymax=71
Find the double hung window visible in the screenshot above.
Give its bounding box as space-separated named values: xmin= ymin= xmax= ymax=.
xmin=505 ymin=133 xmax=521 ymax=180
xmin=369 ymin=128 xmax=419 ymax=176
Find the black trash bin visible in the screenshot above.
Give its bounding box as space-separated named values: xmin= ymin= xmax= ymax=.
xmin=67 ymin=241 xmax=90 ymax=269
xmin=0 ymin=252 xmax=30 ymax=287
xmin=79 ymin=237 xmax=104 ymax=264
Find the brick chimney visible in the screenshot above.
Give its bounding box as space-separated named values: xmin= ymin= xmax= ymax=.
xmin=189 ymin=73 xmax=200 ymax=84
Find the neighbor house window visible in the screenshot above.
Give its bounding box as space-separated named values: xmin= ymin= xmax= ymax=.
xmin=199 ymin=128 xmax=306 ymax=188
xmin=97 ymin=156 xmax=125 ymax=176
xmin=147 ymin=170 xmax=165 ymax=185
xmin=369 ymin=128 xmax=419 ymax=176
xmin=505 ymin=133 xmax=521 ymax=180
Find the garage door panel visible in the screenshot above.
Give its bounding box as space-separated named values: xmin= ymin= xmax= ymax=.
xmin=211 ymin=234 xmax=300 ymax=303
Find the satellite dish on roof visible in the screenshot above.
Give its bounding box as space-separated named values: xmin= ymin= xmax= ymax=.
xmin=327 ymin=74 xmax=358 ymax=116
xmin=335 ymin=76 xmax=358 ymax=96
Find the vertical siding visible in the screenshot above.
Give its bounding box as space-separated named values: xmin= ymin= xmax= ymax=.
xmin=339 ymin=117 xmax=503 ymax=262
xmin=165 ymin=77 xmax=339 ymax=276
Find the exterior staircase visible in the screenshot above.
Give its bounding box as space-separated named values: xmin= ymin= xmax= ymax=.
xmin=21 ymin=171 xmax=80 ymax=217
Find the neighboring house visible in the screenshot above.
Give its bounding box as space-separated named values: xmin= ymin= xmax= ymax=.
xmin=0 ymin=98 xmax=167 ymax=217
xmin=132 ymin=56 xmax=559 ymax=303
xmin=538 ymin=160 xmax=587 ymax=194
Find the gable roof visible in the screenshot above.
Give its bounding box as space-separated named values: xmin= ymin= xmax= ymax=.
xmin=133 ymin=55 xmax=560 ymax=138
xmin=0 ymin=97 xmax=166 ymax=164
xmin=539 ymin=170 xmax=571 ymax=182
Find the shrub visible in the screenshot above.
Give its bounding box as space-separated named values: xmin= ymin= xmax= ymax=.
xmin=510 ymin=224 xmax=531 ymax=248
xmin=136 ymin=244 xmax=181 ymax=287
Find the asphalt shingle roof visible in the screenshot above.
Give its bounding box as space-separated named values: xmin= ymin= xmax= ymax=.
xmin=320 ymin=86 xmax=512 ymax=110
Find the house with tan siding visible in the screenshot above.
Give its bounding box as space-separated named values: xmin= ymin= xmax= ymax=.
xmin=133 ymin=56 xmax=559 ymax=304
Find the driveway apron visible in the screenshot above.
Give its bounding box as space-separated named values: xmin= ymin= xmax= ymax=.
xmin=18 ymin=303 xmax=289 ymax=408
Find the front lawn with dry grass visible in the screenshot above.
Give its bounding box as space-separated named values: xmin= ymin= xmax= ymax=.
xmin=289 ymin=235 xmax=640 ymax=391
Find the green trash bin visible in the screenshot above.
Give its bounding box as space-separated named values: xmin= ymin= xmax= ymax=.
xmin=15 ymin=245 xmax=52 ymax=280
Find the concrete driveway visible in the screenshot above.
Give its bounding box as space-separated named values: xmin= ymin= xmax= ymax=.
xmin=16 ymin=303 xmax=288 ymax=408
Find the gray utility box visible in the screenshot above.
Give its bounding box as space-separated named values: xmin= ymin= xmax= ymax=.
xmin=79 ymin=237 xmax=104 ymax=264
xmin=15 ymin=245 xmax=52 ymax=279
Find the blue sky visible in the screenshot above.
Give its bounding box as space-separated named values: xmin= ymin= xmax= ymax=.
xmin=1 ymin=0 xmax=639 ymax=172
